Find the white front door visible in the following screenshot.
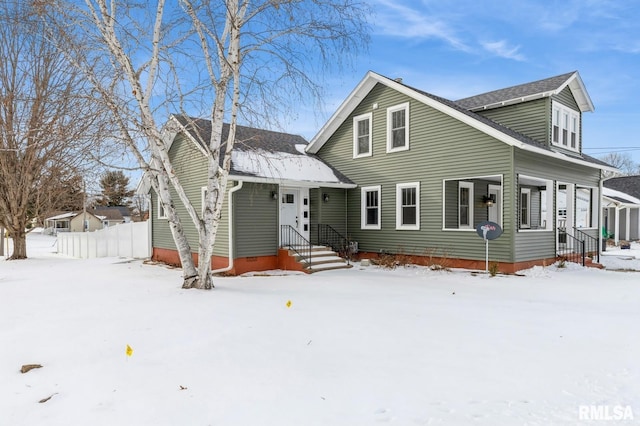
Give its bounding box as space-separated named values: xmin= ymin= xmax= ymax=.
xmin=280 ymin=187 xmax=310 ymax=246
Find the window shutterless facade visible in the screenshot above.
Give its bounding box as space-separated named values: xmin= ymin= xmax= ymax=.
xmin=361 ymin=185 xmax=381 ymax=229
xmin=353 ymin=113 xmax=372 ymax=158
xmin=396 ymin=182 xmax=420 ymax=230
xmin=551 ymin=101 xmax=580 ymax=152
xmin=520 ymin=188 xmax=531 ymax=229
xmin=458 ymin=182 xmax=473 ymax=229
xmin=386 ymin=102 xmax=409 ymax=153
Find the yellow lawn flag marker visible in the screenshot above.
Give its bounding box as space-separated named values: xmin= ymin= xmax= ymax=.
xmin=126 ymin=344 xmax=134 ymax=357
xmin=286 ymin=300 xmax=292 ymax=309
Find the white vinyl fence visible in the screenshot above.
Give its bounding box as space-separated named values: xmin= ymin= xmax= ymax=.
xmin=57 ymin=221 xmax=150 ymax=259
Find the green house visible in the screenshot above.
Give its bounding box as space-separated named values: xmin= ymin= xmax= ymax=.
xmin=149 ymin=71 xmax=616 ymax=274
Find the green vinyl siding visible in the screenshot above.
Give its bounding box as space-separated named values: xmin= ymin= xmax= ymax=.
xmin=150 ymin=133 xmax=230 ymax=257
xmin=310 ymin=187 xmax=348 ymax=235
xmin=233 ymin=182 xmax=278 ymax=258
xmin=317 ymin=82 xmax=515 ymax=263
xmin=553 ymin=87 xmax=579 ymax=111
xmin=514 ymin=149 xmax=601 ymax=261
xmin=476 ymin=98 xmax=549 ymax=144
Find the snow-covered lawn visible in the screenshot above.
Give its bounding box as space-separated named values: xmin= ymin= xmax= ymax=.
xmin=1 ymin=233 xmax=639 ymax=425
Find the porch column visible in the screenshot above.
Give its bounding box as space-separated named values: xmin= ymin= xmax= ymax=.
xmin=615 ymin=207 xmax=621 ymax=245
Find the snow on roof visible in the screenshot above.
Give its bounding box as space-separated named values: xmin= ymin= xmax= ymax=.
xmin=603 ymin=187 xmax=640 ymax=205
xmin=45 ymin=212 xmax=77 ymax=221
xmin=231 ymin=147 xmax=348 ymax=185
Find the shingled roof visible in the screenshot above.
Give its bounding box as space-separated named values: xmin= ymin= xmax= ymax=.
xmin=455 ymin=71 xmax=594 ymax=112
xmin=604 ymin=175 xmax=640 ymax=200
xmin=171 ymin=115 xmax=355 ymax=186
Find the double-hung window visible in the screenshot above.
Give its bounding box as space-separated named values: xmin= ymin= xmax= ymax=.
xmin=458 ymin=182 xmax=473 ymax=229
xmin=386 ymin=103 xmax=409 ymax=152
xmin=353 ymin=113 xmax=372 ymax=158
xmin=552 ymin=101 xmax=580 ymax=152
xmin=396 ymin=182 xmax=420 ymax=230
xmin=361 ymin=186 xmax=381 ymax=229
xmin=520 ymin=188 xmax=531 ymax=229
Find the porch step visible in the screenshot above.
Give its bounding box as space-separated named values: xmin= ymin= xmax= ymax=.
xmin=287 ymin=245 xmax=351 ymax=273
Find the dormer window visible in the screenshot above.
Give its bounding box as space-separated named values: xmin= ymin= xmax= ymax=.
xmin=552 ymin=101 xmax=579 ymax=152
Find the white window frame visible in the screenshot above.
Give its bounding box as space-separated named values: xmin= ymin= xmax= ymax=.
xmin=458 ymin=181 xmax=474 ymax=229
xmin=520 ymin=187 xmax=531 ymax=229
xmin=156 ymin=192 xmax=167 ymax=219
xmin=361 ymin=185 xmax=381 ymax=230
xmin=396 ymin=182 xmax=420 ymax=230
xmin=575 ymin=186 xmax=598 ymax=229
xmin=551 ymin=101 xmax=579 ymax=152
xmin=353 ymin=112 xmax=372 ymax=158
xmin=386 ymin=102 xmax=410 ymax=153
xmin=201 ymin=187 xmax=208 ymax=216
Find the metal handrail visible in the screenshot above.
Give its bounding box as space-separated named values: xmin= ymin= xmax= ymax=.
xmin=574 ymin=227 xmax=599 ymax=263
xmin=557 ymin=227 xmax=599 ymax=266
xmin=557 ymin=227 xmax=586 ymax=266
xmin=280 ymin=225 xmax=313 ymax=268
xmin=316 ymin=224 xmax=354 ymax=264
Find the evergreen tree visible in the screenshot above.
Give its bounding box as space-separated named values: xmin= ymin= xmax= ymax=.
xmin=97 ymin=170 xmax=134 ymax=206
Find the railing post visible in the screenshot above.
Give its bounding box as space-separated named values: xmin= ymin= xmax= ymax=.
xmin=581 ymin=239 xmax=585 ymax=266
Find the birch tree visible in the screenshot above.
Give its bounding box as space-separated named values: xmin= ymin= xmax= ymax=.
xmin=42 ymin=0 xmax=369 ymax=289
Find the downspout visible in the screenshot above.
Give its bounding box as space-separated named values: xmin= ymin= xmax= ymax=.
xmin=211 ymin=180 xmax=244 ymax=274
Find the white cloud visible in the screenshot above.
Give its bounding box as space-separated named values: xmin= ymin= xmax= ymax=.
xmin=372 ymin=0 xmax=471 ymax=52
xmin=481 ymin=40 xmax=526 ymax=61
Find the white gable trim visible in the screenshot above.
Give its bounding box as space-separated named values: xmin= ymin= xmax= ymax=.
xmin=307 ymin=71 xmax=612 ymax=172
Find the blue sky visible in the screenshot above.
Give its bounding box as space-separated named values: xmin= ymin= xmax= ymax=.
xmin=292 ymin=0 xmax=640 ymax=164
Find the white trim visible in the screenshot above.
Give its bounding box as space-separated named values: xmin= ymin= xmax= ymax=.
xmin=488 ymin=184 xmax=502 ymax=226
xmin=386 ymin=102 xmax=410 ymax=153
xmin=396 ymin=182 xmax=420 ymax=230
xmin=227 ymin=174 xmax=357 ymax=189
xmin=353 ymin=112 xmax=372 ymax=158
xmin=552 ymin=101 xmax=580 ymax=152
xmin=306 ymin=72 xmax=614 ymax=173
xmin=520 ymin=187 xmax=531 ymax=229
xmin=201 ymin=187 xmax=208 ymax=216
xmin=576 ymin=185 xmax=598 ymax=229
xmin=361 ymin=185 xmax=381 ymax=230
xmin=156 ymin=192 xmax=167 ymax=219
xmin=458 ymin=181 xmax=474 ymax=229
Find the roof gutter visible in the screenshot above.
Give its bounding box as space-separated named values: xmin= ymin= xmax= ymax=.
xmin=211 ymin=180 xmax=244 ymax=275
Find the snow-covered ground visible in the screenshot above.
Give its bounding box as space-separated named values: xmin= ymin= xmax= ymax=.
xmin=1 ymin=232 xmax=639 ymax=425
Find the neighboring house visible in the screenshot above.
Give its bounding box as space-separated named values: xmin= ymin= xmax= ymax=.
xmin=602 ymin=181 xmax=640 ymax=244
xmin=604 ymin=175 xmax=640 ymax=199
xmin=44 ymin=212 xmax=75 ymax=234
xmin=45 ymin=210 xmax=104 ymax=233
xmin=146 ymin=71 xmax=616 ymax=274
xmin=91 ymin=207 xmax=127 ymax=227
xmin=69 ymin=211 xmax=104 ymax=232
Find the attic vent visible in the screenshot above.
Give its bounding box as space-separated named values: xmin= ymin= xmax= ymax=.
xmin=394 ymin=77 xmax=403 ymax=83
